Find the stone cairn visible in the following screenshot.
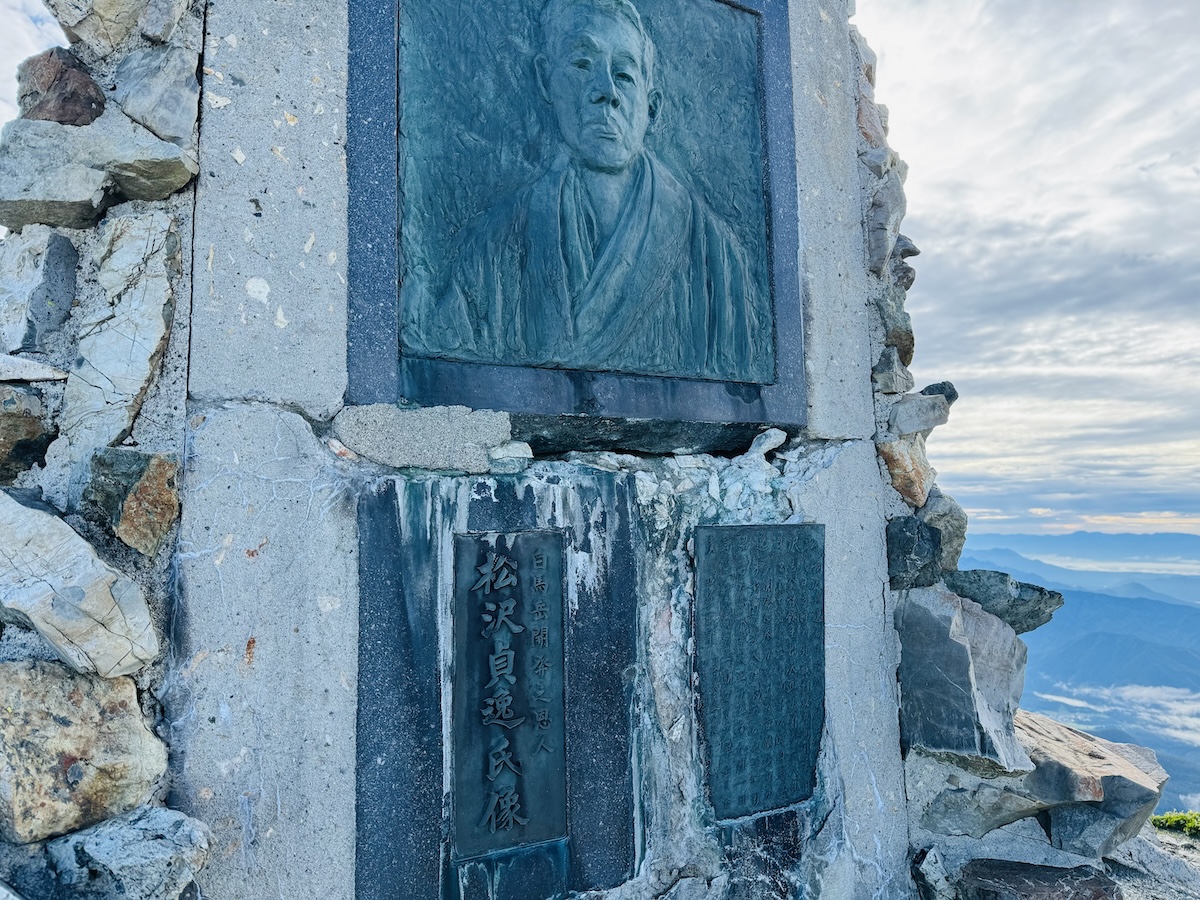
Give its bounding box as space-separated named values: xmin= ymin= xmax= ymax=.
xmin=0 ymin=0 xmax=208 ymax=898
xmin=850 ymin=26 xmax=1177 ymax=900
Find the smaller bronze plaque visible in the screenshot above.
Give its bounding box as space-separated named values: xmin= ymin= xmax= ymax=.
xmin=453 ymin=531 xmax=567 ymax=859
xmin=694 ymin=524 xmax=825 ymax=820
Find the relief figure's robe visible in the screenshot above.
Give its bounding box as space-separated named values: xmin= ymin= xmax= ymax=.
xmin=414 ymin=153 xmax=772 ymax=383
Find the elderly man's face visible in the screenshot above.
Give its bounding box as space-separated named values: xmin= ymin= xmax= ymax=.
xmin=538 ymin=8 xmax=659 ymax=173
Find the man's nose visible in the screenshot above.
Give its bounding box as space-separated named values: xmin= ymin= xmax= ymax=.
xmin=589 ymin=67 xmax=620 ymax=108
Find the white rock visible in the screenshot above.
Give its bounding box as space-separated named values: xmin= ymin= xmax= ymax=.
xmin=0 ymin=355 xmax=68 ymax=382
xmin=332 ymin=404 xmax=511 ymax=473
xmin=0 ymin=491 xmax=159 ymax=677
xmin=0 ymin=880 xmax=27 ymax=900
xmin=138 ymin=0 xmax=190 ymax=42
xmin=0 ymin=227 xmax=77 ymax=353
xmin=52 ymin=211 xmax=175 ymax=469
xmin=112 ymin=46 xmax=200 ymax=147
xmin=889 ymin=392 xmax=950 ymax=436
xmin=43 ymin=0 xmax=152 ymax=57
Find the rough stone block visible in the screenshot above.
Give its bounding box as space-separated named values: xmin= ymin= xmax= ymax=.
xmin=871 ymin=345 xmax=914 ymax=394
xmin=895 ymin=585 xmax=1032 ymax=773
xmin=47 ymin=806 xmax=210 ymax=900
xmin=0 ymin=490 xmax=159 ymax=677
xmin=138 ymin=0 xmax=189 ymax=42
xmin=0 ymin=226 xmax=78 ymax=353
xmin=78 ymin=448 xmax=180 ymax=556
xmin=957 ymin=860 xmax=1121 ymax=900
xmin=889 ymin=392 xmax=950 ymax=436
xmin=43 ymin=0 xmax=152 ymax=57
xmin=16 ymin=47 xmax=105 ymax=126
xmin=0 ymin=660 xmax=167 ymax=843
xmin=866 ymin=170 xmax=906 ymax=276
xmin=887 ymin=515 xmax=941 ymax=589
xmin=877 ymin=432 xmax=934 ymax=507
xmin=875 ymin=284 xmax=915 ymax=365
xmin=0 ymin=386 xmax=54 ymax=484
xmin=944 ymin=570 xmax=1064 ymax=634
xmin=112 ymin=46 xmax=199 ymax=147
xmin=332 ymin=404 xmax=510 ymax=473
xmin=916 ymin=485 xmax=967 ymax=572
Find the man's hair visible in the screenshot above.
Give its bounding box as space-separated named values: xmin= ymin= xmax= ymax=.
xmin=539 ymin=0 xmax=657 ymax=82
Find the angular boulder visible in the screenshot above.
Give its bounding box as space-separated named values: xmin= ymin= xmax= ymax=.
xmin=944 ymin=570 xmax=1064 ymax=634
xmin=0 ymin=386 xmax=55 ymax=484
xmin=0 ymin=490 xmax=159 ymax=677
xmin=78 ymin=448 xmax=180 ymax=556
xmin=895 ymin=584 xmax=1032 ymax=773
xmin=889 ymin=392 xmax=950 ymax=436
xmin=112 ymin=46 xmax=199 ymax=147
xmin=0 ymin=355 xmax=68 ymax=382
xmin=138 ymin=0 xmax=190 ymax=42
xmin=0 ymin=226 xmax=77 ymax=353
xmin=887 ymin=515 xmax=941 ymax=589
xmin=916 ymin=485 xmax=968 ymax=572
xmin=867 ymin=169 xmax=906 ymax=276
xmin=877 ymin=432 xmax=934 ymax=507
xmin=871 ymin=345 xmax=914 ymax=395
xmin=0 ymin=660 xmax=167 ymax=843
xmin=17 ymin=47 xmax=105 ymax=126
xmin=0 ymin=108 xmax=197 ymax=230
xmin=43 ymin=0 xmax=152 ymax=57
xmin=875 ymin=283 xmax=915 ymax=365
xmin=47 ymin=806 xmax=210 ymax=900
xmin=956 ymin=860 xmax=1121 ymax=900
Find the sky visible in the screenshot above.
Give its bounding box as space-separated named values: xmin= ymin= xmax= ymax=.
xmin=1 ymin=1 xmax=1197 ymax=536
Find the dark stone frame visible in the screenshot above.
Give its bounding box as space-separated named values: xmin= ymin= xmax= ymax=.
xmin=347 ymin=0 xmax=807 ymax=430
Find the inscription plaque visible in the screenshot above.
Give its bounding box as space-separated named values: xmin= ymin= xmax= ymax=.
xmin=693 ymin=524 xmax=824 ymax=820
xmin=453 ymin=531 xmax=567 ymax=858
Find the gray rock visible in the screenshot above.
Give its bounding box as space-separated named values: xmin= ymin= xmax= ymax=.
xmin=332 ymin=404 xmax=511 ymax=473
xmin=0 ymin=355 xmax=68 ymax=382
xmin=77 ymin=448 xmax=180 ymax=556
xmin=867 ymin=170 xmax=906 ymax=276
xmin=912 ymin=847 xmax=956 ymax=900
xmin=138 ymin=0 xmax=190 ymax=42
xmin=917 ymin=486 xmax=968 ymax=571
xmin=1107 ymin=823 xmax=1200 ymax=899
xmin=921 ymin=381 xmax=959 ymax=406
xmin=50 ymin=211 xmax=175 ymax=469
xmin=890 ymin=234 xmax=920 ymax=291
xmin=487 ymin=439 xmax=533 ymax=474
xmin=889 ymin=392 xmax=951 ymax=436
xmin=47 ymin=805 xmax=210 ymax=900
xmin=0 ymin=660 xmax=167 ymax=843
xmin=112 ymin=46 xmax=199 ymax=147
xmin=956 ymin=859 xmax=1121 ymax=900
xmin=895 ymin=585 xmax=1033 ymax=773
xmin=871 ymin=346 xmax=914 ymax=394
xmin=17 ymin=47 xmax=105 ymax=126
xmin=875 ymin=284 xmax=914 ymax=365
xmin=0 ymin=108 xmax=197 ymax=229
xmin=859 ymin=146 xmax=897 ymax=178
xmin=43 ymin=0 xmax=151 ymax=57
xmin=877 ymin=432 xmax=934 ymax=507
xmin=0 ymin=386 xmax=54 ymax=484
xmin=0 ymin=490 xmax=159 ymax=677
xmin=944 ymin=570 xmax=1064 ymax=634
xmin=0 ymin=226 xmax=77 ymax=353
xmin=887 ymin=516 xmax=941 ymax=589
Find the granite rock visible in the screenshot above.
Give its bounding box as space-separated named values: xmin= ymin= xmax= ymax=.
xmin=872 ymin=346 xmax=914 ymax=395
xmin=332 ymin=404 xmax=511 ymax=473
xmin=887 ymin=516 xmax=941 ymax=589
xmin=875 ymin=284 xmax=915 ymax=365
xmin=944 ymin=570 xmax=1064 ymax=634
xmin=956 ymin=860 xmax=1121 ymax=900
xmin=47 ymin=805 xmax=210 ymax=900
xmin=16 ymin=47 xmax=105 ymax=126
xmin=43 ymin=0 xmax=151 ymax=57
xmin=112 ymin=46 xmax=199 ymax=146
xmin=895 ymin=584 xmax=1032 ymax=773
xmin=889 ymin=392 xmax=950 ymax=436
xmin=877 ymin=432 xmax=934 ymax=507
xmin=867 ymin=170 xmax=906 ymax=277
xmin=916 ymin=486 xmax=968 ymax=572
xmin=78 ymin=448 xmax=180 ymax=556
xmin=0 ymin=660 xmax=167 ymax=843
xmin=138 ymin=0 xmax=190 ymax=42
xmin=51 ymin=211 xmax=175 ymax=469
xmin=0 ymin=108 xmax=197 ymax=229
xmin=0 ymin=226 xmax=77 ymax=353
xmin=0 ymin=386 xmax=54 ymax=483
xmin=0 ymin=490 xmax=159 ymax=677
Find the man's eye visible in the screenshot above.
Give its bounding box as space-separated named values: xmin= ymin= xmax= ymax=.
xmin=572 ymin=58 xmax=591 ymax=70
xmin=615 ymin=71 xmax=635 ymax=84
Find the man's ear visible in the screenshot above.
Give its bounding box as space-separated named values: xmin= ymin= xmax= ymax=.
xmin=535 ymin=55 xmax=552 ymax=104
xmin=647 ymin=88 xmax=663 ymax=127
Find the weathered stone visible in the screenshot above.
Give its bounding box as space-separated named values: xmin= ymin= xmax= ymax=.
xmin=0 ymin=355 xmax=68 ymax=382
xmin=43 ymin=0 xmax=152 ymax=57
xmin=872 ymin=346 xmax=914 ymax=394
xmin=0 ymin=109 xmax=197 ymax=230
xmin=0 ymin=386 xmax=54 ymax=484
xmin=487 ymin=439 xmax=533 ymax=474
xmin=921 ymin=380 xmax=959 ymax=406
xmin=112 ymin=46 xmax=199 ymax=146
xmin=859 ymin=146 xmax=896 ymax=178
xmin=16 ymin=47 xmax=105 ymax=126
xmin=47 ymin=806 xmax=210 ymax=900
xmin=875 ymin=284 xmax=915 ymax=365
xmin=867 ymin=170 xmax=906 ymax=276
xmin=890 ymin=234 xmax=919 ymax=290
xmin=0 ymin=226 xmax=77 ymax=353
xmin=916 ymin=486 xmax=968 ymax=571
xmin=944 ymin=570 xmax=1064 ymax=634
xmin=50 ymin=212 xmax=175 ymax=469
xmin=0 ymin=660 xmax=167 ymax=843
xmin=889 ymin=392 xmax=950 ymax=436
xmin=1107 ymin=822 xmax=1200 ymax=897
xmin=78 ymin=448 xmax=180 ymax=556
xmin=912 ymin=847 xmax=955 ymax=900
xmin=332 ymin=404 xmax=511 ymax=473
xmin=956 ymin=860 xmax=1121 ymax=900
xmin=1018 ymin=711 xmax=1167 ymax=858
xmin=877 ymin=432 xmax=934 ymax=506
xmin=138 ymin=0 xmax=189 ymax=42
xmin=887 ymin=516 xmax=941 ymax=589
xmin=0 ymin=490 xmax=159 ymax=676
xmin=0 ymin=880 xmax=27 ymax=900
xmin=895 ymin=585 xmax=1032 ymax=773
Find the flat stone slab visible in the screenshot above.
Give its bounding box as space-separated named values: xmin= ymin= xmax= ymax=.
xmin=945 ymin=569 xmax=1064 ymax=634
xmin=332 ymin=404 xmax=510 ymax=473
xmin=957 ymin=860 xmax=1121 ymax=899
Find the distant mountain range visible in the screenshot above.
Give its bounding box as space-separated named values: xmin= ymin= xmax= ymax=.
xmin=960 ymin=533 xmax=1200 ymax=812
